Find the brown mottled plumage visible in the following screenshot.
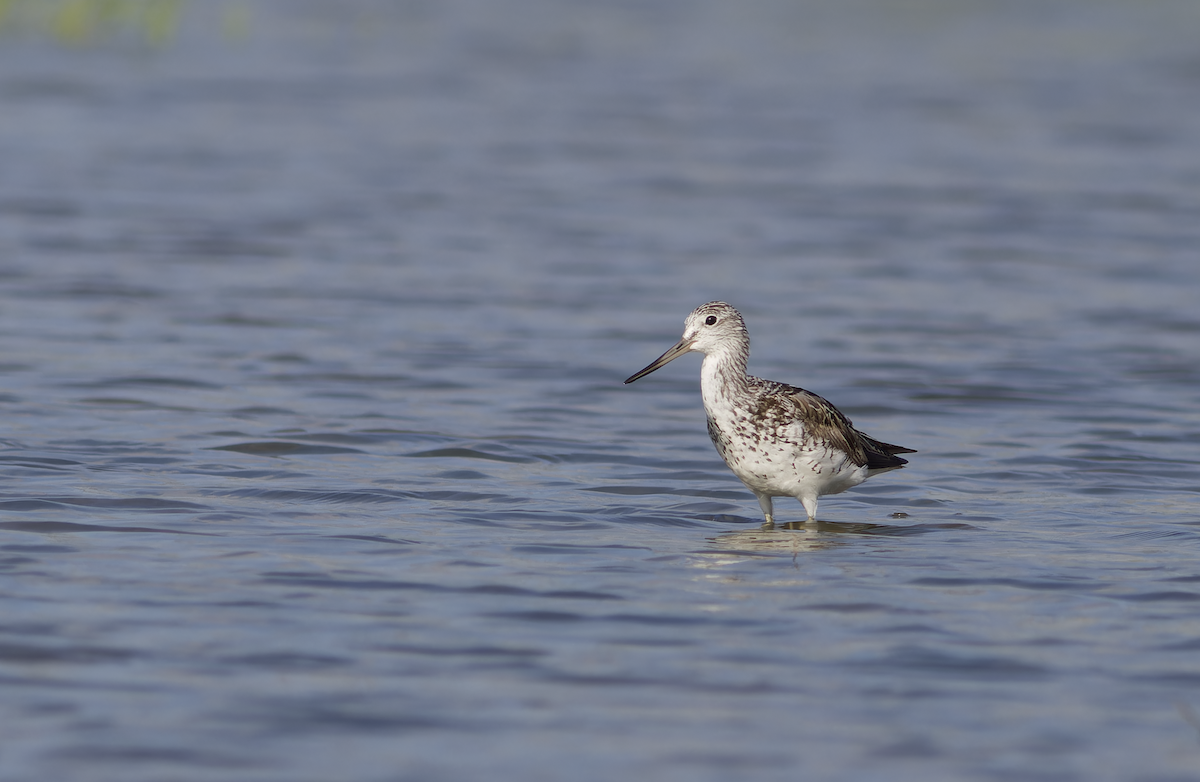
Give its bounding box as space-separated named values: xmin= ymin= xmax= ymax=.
xmin=626 ymin=301 xmax=914 ymax=522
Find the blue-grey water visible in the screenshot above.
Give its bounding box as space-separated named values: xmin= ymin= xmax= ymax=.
xmin=2 ymin=1 xmax=1200 ymax=780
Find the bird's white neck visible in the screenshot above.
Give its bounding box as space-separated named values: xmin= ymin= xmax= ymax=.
xmin=700 ymin=346 xmax=750 ymax=413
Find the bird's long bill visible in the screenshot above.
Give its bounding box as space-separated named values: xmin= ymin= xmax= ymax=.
xmin=624 ymin=339 xmax=693 ymax=384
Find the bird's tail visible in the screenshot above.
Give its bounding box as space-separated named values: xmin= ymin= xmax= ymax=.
xmin=862 ymin=435 xmax=916 ymax=471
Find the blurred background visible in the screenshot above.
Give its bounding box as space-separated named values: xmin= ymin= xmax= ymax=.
xmin=2 ymin=2 xmax=1199 ymax=781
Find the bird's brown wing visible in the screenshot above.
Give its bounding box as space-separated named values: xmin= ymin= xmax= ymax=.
xmin=761 ymin=381 xmax=915 ymax=469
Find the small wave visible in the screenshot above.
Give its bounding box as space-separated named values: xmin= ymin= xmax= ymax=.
xmin=209 ymin=441 xmax=365 ymax=456
xmin=0 ymin=497 xmax=209 ymax=512
xmin=0 ymin=521 xmax=214 ymax=535
xmin=404 ymin=447 xmax=534 ymax=463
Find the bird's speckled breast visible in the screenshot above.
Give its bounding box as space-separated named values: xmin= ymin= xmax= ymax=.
xmin=703 ymin=391 xmax=867 ymax=498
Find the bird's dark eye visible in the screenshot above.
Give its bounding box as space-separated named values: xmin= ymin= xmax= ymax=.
xmin=704 ymin=315 xmax=717 ymax=326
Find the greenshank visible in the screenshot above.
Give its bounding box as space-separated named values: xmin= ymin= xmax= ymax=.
xmin=625 ymin=301 xmax=914 ymax=523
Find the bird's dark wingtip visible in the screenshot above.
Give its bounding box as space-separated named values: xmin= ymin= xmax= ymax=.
xmin=862 ymin=437 xmax=915 ymax=470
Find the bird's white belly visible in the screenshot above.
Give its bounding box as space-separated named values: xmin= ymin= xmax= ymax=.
xmin=707 ymin=414 xmax=868 ymax=499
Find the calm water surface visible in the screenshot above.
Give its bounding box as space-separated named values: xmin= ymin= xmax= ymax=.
xmin=2 ymin=1 xmax=1200 ymax=780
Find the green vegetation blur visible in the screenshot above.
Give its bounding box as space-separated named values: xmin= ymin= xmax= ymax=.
xmin=0 ymin=0 xmax=251 ymax=45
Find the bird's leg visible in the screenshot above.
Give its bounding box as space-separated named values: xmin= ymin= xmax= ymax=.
xmin=756 ymin=494 xmax=775 ymax=526
xmin=801 ymin=496 xmax=818 ymax=521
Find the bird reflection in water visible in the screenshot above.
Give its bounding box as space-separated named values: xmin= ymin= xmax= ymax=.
xmin=700 ymin=519 xmax=973 ymax=565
